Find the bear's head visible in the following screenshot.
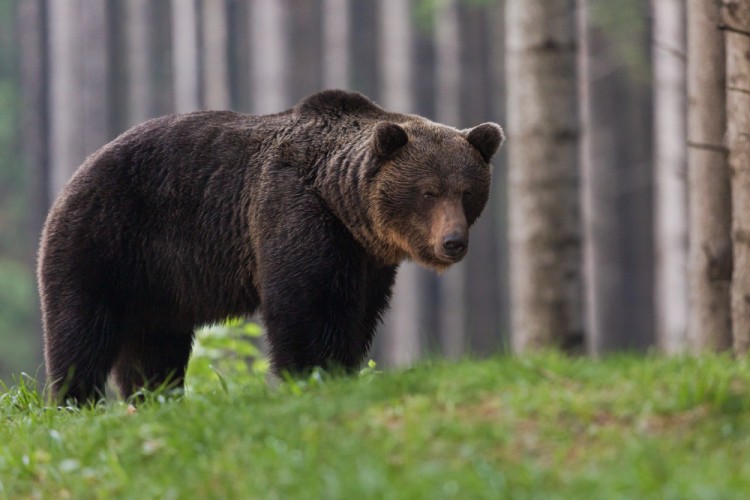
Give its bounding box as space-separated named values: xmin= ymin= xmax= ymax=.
xmin=368 ymin=119 xmax=504 ymax=271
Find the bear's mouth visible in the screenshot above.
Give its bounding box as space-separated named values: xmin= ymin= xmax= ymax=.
xmin=427 ymin=245 xmax=468 ymax=269
xmin=436 ymin=248 xmax=467 ymax=264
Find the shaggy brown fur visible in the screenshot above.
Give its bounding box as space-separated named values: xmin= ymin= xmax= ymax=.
xmin=37 ymin=89 xmax=504 ymax=403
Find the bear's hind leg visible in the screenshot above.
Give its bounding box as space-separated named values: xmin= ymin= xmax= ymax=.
xmin=44 ymin=308 xmax=122 ymax=405
xmin=111 ymin=329 xmax=194 ymax=400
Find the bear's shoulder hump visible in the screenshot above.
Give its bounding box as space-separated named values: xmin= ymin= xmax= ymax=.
xmin=295 ymin=90 xmax=384 ymax=118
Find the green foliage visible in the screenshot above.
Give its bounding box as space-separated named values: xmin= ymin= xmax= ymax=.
xmin=413 ymin=0 xmax=499 ymax=32
xmin=0 ymin=0 xmax=36 ymax=384
xmin=0 ymin=259 xmax=37 ymax=380
xmin=0 ymin=0 xmax=22 ymax=257
xmin=185 ymin=318 xmax=268 ymax=394
xmin=3 ymin=354 xmax=750 ymax=498
xmin=588 ymin=0 xmax=651 ymax=82
xmin=0 ymin=373 xmax=45 ymax=417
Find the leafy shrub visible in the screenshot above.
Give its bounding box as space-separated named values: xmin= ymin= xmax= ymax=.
xmin=186 ymin=318 xmax=268 ymax=394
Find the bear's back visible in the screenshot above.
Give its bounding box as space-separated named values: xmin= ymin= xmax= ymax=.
xmin=294 ymin=90 xmax=394 ymax=121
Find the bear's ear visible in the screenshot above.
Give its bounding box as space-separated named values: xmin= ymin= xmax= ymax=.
xmin=464 ymin=122 xmax=505 ymax=162
xmin=372 ymin=122 xmax=408 ymax=158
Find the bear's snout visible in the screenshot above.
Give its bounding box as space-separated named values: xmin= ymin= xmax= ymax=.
xmin=442 ymin=231 xmax=468 ymax=259
xmin=431 ymin=198 xmax=469 ymax=264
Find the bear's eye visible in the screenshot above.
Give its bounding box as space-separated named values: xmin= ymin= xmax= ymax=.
xmin=463 ymin=191 xmax=472 ymax=200
xmin=423 ymin=192 xmax=436 ymax=200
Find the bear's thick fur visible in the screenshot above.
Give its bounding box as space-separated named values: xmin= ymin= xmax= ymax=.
xmin=38 ymin=90 xmax=504 ymax=403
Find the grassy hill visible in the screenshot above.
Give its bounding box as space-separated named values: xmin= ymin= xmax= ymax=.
xmin=2 ymin=353 xmax=750 ymax=498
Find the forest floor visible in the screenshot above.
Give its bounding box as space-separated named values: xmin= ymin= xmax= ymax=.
xmin=2 ymin=352 xmax=750 ymax=498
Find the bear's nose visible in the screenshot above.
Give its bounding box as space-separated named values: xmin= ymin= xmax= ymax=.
xmin=442 ymin=233 xmax=467 ymax=257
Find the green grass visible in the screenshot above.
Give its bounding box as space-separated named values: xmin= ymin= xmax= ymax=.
xmin=2 ymin=353 xmax=750 ymax=499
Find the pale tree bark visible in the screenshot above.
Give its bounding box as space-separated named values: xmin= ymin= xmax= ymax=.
xmin=249 ymin=0 xmax=290 ymax=115
xmin=19 ymin=0 xmax=49 ymax=228
xmin=202 ymin=0 xmax=231 ymax=110
xmin=48 ymin=0 xmax=80 ymax=195
xmin=379 ymin=0 xmax=413 ymax=112
xmin=126 ymin=1 xmax=173 ymax=122
xmin=79 ymin=0 xmax=109 ymax=155
xmin=505 ymin=0 xmax=583 ymax=352
xmin=379 ymin=0 xmax=425 ymax=366
xmin=171 ymin=0 xmax=200 ymax=113
xmin=19 ymin=0 xmax=48 ymax=372
xmin=687 ymin=0 xmax=732 ymax=352
xmin=724 ymin=1 xmax=750 ymax=354
xmin=48 ymin=0 xmax=110 ymax=198
xmin=653 ymin=0 xmax=689 ymax=354
xmin=322 ymin=0 xmax=350 ymax=89
xmin=434 ymin=0 xmax=466 ymax=358
xmin=125 ymin=0 xmax=153 ymax=125
xmin=105 ymin=0 xmax=128 ymax=135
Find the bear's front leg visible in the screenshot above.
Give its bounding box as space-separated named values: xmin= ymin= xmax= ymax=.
xmin=258 ymin=217 xmax=371 ymax=376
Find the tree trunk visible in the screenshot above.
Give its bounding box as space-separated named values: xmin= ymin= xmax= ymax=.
xmin=505 ymin=0 xmax=583 ymax=352
xmin=249 ymin=0 xmax=289 ymax=114
xmin=288 ymin=0 xmax=322 ymax=101
xmin=687 ymin=0 xmax=732 ymax=352
xmin=125 ymin=1 xmax=174 ymax=122
xmin=18 ymin=0 xmax=48 ymax=374
xmin=379 ymin=0 xmax=412 ymax=112
xmin=350 ymin=0 xmax=379 ymax=100
xmin=579 ymin=0 xmax=614 ymax=355
xmin=461 ymin=3 xmax=503 ymax=355
xmin=488 ymin=2 xmax=511 ymax=350
xmin=322 ymin=0 xmax=350 ymax=89
xmin=434 ymin=0 xmax=466 ymax=358
xmin=19 ymin=0 xmax=49 ymax=233
xmin=579 ymin=1 xmax=643 ymax=354
xmin=226 ymin=0 xmax=251 ymax=112
xmin=153 ymin=2 xmax=175 ymax=116
xmin=202 ymin=0 xmax=230 ymax=110
xmin=171 ymin=0 xmax=200 ymax=113
xmin=623 ymin=2 xmax=657 ymax=351
xmin=48 ymin=0 xmax=110 ymax=198
xmin=125 ymin=0 xmax=154 ymax=125
xmin=724 ymin=0 xmax=750 ymax=354
xmin=378 ymin=0 xmax=425 ymax=366
xmin=80 ymin=0 xmax=109 ymax=155
xmin=653 ymin=0 xmax=688 ymax=354
xmin=47 ymin=0 xmax=79 ymax=196
xmin=105 ymin=0 xmax=127 ymax=136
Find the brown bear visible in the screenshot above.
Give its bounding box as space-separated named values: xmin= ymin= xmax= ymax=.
xmin=38 ymin=89 xmax=504 ymax=403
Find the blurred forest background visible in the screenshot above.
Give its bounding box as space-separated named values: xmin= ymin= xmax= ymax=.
xmin=0 ymin=0 xmax=746 ymax=384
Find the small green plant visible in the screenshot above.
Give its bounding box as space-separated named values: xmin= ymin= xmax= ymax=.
xmin=0 ymin=372 xmax=45 ymax=416
xmin=359 ymin=359 xmax=381 ymax=378
xmin=186 ymin=318 xmax=268 ymax=394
